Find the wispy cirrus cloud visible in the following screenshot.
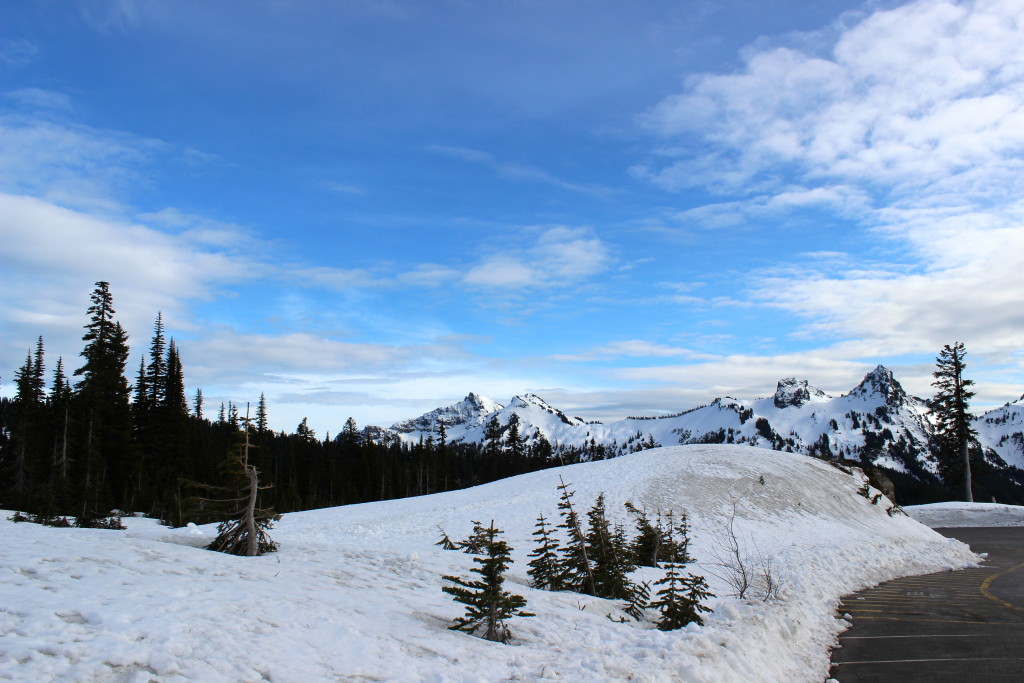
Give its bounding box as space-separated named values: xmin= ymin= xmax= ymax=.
xmin=428 ymin=145 xmax=614 ymax=197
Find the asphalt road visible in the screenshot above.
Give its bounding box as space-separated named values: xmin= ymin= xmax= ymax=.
xmin=828 ymin=527 xmax=1024 ymax=682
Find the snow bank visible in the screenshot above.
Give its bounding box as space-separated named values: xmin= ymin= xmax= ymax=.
xmin=1 ymin=445 xmax=977 ymax=682
xmin=905 ymin=501 xmax=1024 ymax=528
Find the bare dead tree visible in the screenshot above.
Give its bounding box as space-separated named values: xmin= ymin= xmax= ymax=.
xmin=184 ymin=403 xmax=279 ymax=556
xmin=706 ymin=498 xmax=781 ymax=602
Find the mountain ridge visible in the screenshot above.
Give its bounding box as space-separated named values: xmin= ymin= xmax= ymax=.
xmin=370 ymin=365 xmax=1023 ymax=476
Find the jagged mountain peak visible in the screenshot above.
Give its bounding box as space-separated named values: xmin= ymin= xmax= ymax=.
xmin=773 ymin=378 xmax=828 ymax=409
xmin=390 ymin=392 xmax=502 ymax=433
xmin=849 ymin=365 xmax=908 ymax=407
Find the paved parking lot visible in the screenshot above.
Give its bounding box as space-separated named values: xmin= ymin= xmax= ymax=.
xmin=829 ymin=527 xmax=1024 ymax=682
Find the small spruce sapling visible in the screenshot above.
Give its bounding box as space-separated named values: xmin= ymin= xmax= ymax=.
xmin=461 ymin=520 xmax=489 ymax=554
xmin=555 ymin=477 xmax=596 ymax=595
xmin=649 ymin=518 xmax=713 ymax=630
xmin=442 ymin=521 xmax=533 ymax=643
xmin=625 ymin=501 xmax=662 ymax=567
xmin=435 ymin=526 xmax=459 ymax=550
xmin=527 ymin=514 xmax=565 ymax=590
xmin=650 ymin=561 xmax=713 ymax=630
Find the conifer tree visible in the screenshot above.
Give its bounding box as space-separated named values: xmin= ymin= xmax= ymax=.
xmin=527 ymin=513 xmax=565 ymax=590
xmin=164 ymin=340 xmax=187 ymax=416
xmin=483 ymin=416 xmax=503 ymax=457
xmin=435 ymin=526 xmax=459 ymax=550
xmin=555 ymin=477 xmax=596 ymax=595
xmin=625 ymin=501 xmax=662 ymax=567
xmin=45 ymin=356 xmax=73 ymax=518
xmin=7 ymin=350 xmax=41 ymax=511
xmin=932 ymin=342 xmax=978 ymax=501
xmin=505 ymin=415 xmax=525 ymax=460
xmin=30 ymin=336 xmax=46 ymax=404
xmin=461 ymin=520 xmax=489 ymax=554
xmin=586 ymin=494 xmax=636 ymax=600
xmin=442 ymin=521 xmax=533 ymax=643
xmin=146 ymin=313 xmax=168 ymax=406
xmin=648 ymin=515 xmax=712 ymax=630
xmin=255 ymin=393 xmax=268 ymax=434
xmin=74 ymin=282 xmax=133 ymax=517
xmin=649 ymin=561 xmax=713 ymax=630
xmin=662 ymin=510 xmax=695 ymax=566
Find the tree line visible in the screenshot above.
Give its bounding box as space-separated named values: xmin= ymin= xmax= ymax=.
xmin=0 ymin=282 xmax=607 ymax=525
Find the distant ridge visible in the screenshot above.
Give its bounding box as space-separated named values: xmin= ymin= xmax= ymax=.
xmin=371 ymin=365 xmax=1024 ymax=477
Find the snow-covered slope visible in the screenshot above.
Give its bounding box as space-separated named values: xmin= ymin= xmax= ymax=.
xmin=976 ymin=395 xmax=1024 ymax=469
xmin=386 ymin=366 xmax=939 ymax=474
xmin=1 ymin=445 xmax=977 ymax=682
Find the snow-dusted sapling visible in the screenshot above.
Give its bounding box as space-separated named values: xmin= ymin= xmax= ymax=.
xmin=442 ymin=521 xmax=533 ymax=643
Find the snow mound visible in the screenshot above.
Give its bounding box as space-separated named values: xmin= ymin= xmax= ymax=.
xmin=905 ymin=501 xmax=1024 ymax=528
xmin=1 ymin=445 xmax=977 ymax=682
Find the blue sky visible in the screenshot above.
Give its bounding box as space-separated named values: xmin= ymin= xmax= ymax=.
xmin=3 ymin=0 xmax=1023 ymax=434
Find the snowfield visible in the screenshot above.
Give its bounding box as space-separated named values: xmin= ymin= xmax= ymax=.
xmin=2 ymin=445 xmax=979 ymax=682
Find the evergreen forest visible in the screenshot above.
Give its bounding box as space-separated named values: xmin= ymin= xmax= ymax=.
xmin=0 ymin=283 xmax=604 ymax=527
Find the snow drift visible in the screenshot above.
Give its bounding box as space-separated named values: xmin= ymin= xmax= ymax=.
xmin=1 ymin=445 xmax=977 ymax=682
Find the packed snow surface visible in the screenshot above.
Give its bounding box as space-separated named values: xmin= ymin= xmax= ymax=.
xmin=905 ymin=501 xmax=1024 ymax=528
xmin=1 ymin=445 xmax=978 ymax=682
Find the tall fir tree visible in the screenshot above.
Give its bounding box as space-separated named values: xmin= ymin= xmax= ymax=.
xmin=7 ymin=349 xmax=42 ymax=511
xmin=74 ymin=282 xmax=133 ymax=518
xmin=255 ymin=393 xmax=268 ymax=434
xmin=47 ymin=356 xmax=74 ymax=516
xmin=932 ymin=342 xmax=978 ymax=501
xmin=442 ymin=521 xmax=533 ymax=643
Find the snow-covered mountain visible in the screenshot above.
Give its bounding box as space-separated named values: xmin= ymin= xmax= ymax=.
xmin=390 ymin=392 xmax=504 ymax=434
xmin=377 ymin=366 xmax=1023 ymax=477
xmin=976 ymin=395 xmax=1024 ymax=469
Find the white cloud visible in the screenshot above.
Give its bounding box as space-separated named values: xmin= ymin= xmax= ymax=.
xmin=637 ymin=0 xmax=1024 ymax=382
xmin=641 ymin=0 xmax=1024 ymax=196
xmin=0 ymin=111 xmax=164 ymax=211
xmin=463 ymin=225 xmax=611 ymax=290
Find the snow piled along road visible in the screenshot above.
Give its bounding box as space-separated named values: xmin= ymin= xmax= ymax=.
xmin=905 ymin=501 xmax=1024 ymax=528
xmin=1 ymin=445 xmax=977 ymax=682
